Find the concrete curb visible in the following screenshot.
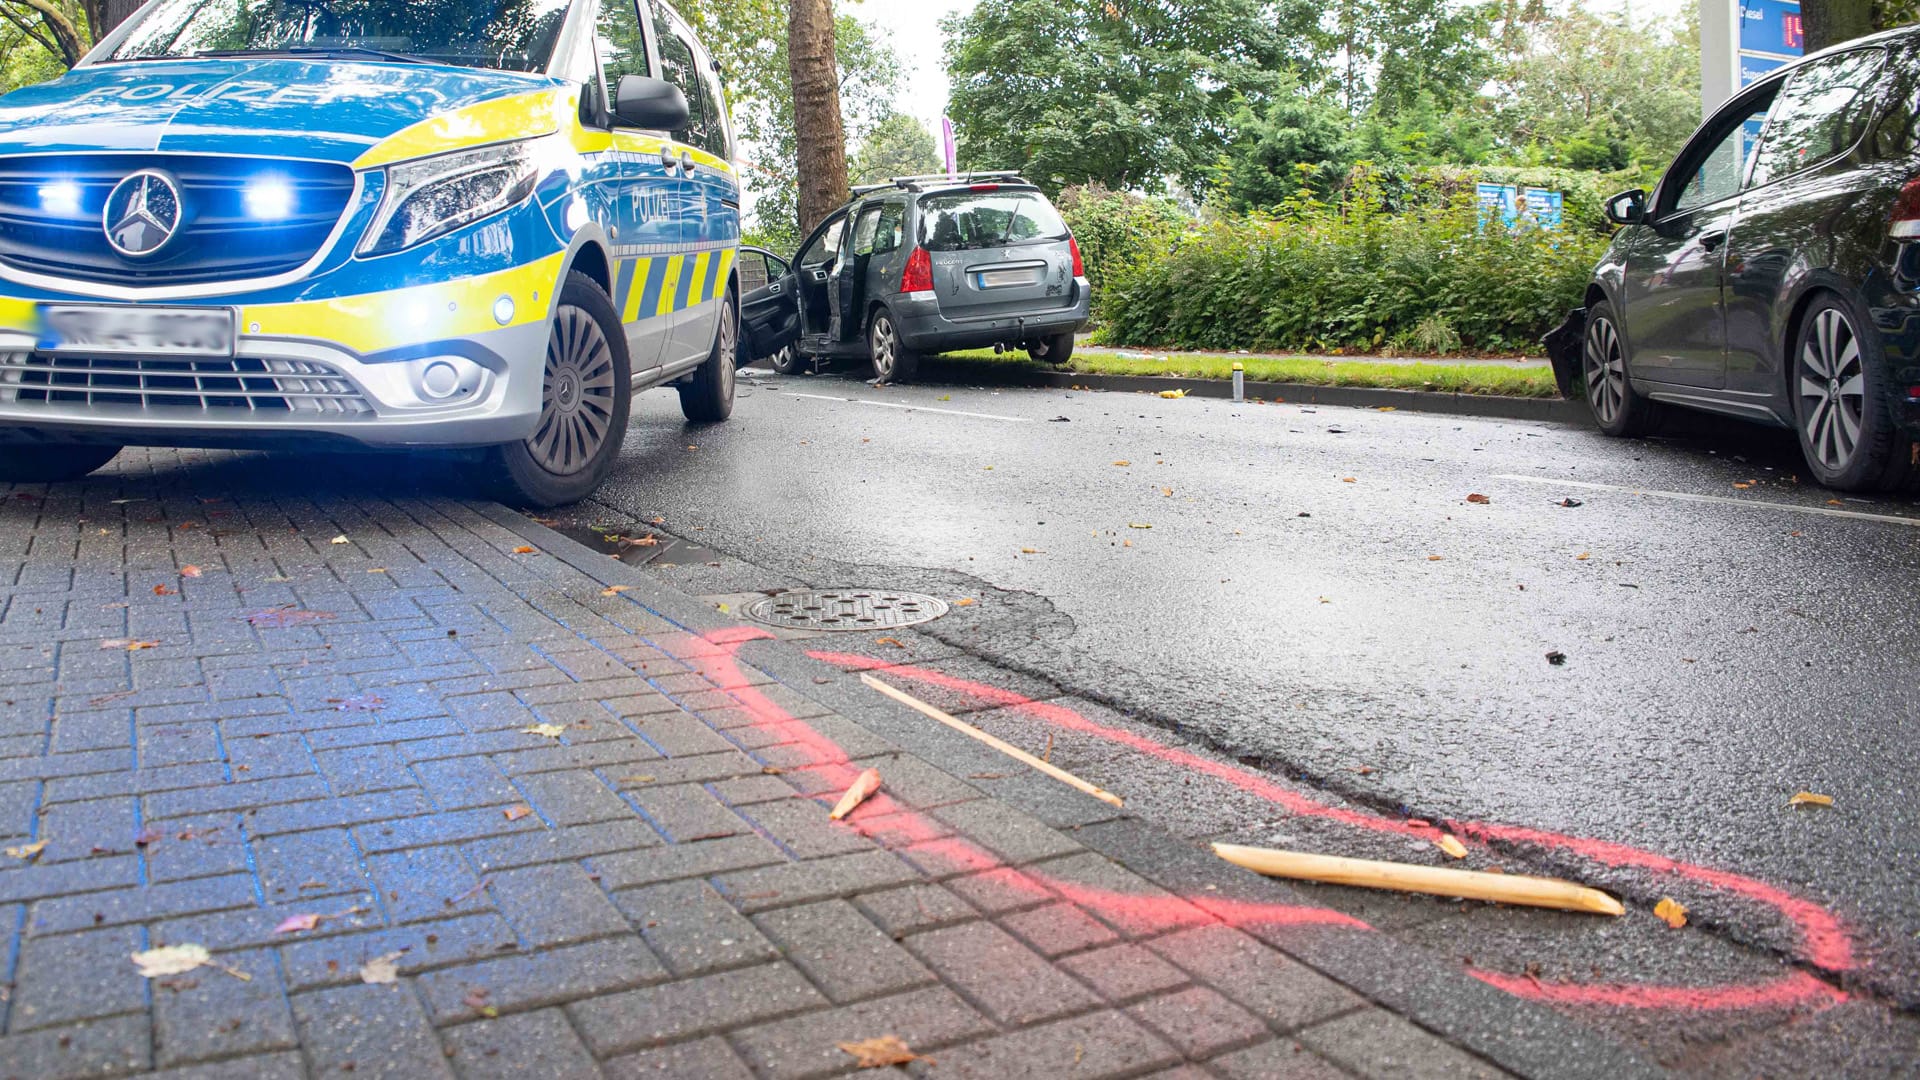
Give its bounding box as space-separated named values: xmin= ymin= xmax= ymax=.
xmin=1030 ymin=370 xmax=1584 ymax=423
xmin=475 ymin=501 xmax=1664 ymax=1080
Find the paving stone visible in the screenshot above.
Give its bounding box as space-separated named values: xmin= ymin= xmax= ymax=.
xmin=514 ymin=769 xmax=636 ymax=826
xmin=1296 ymin=1009 xmax=1512 ymax=1079
xmin=602 ymin=1036 xmax=756 ymax=1080
xmin=752 ymin=899 xmax=934 ymax=1004
xmin=367 ymin=844 xmax=491 ymax=924
xmin=143 ymin=1051 xmax=307 ymax=1080
xmin=568 ymin=963 xmax=827 ymax=1056
xmin=930 ymin=798 xmax=1087 ymax=865
xmin=1127 ymin=985 xmax=1272 ymax=1059
xmin=735 ymin=796 xmax=879 ymax=860
xmin=253 ymin=828 xmax=367 ymax=902
xmin=926 ymin=1009 xmax=1181 ymax=1079
xmin=612 ymin=878 xmax=778 ymax=975
xmin=905 ymin=919 xmax=1101 ymax=1025
xmin=440 ymin=1007 xmax=602 ymax=1080
xmin=279 ymin=913 xmax=521 ymax=991
xmin=1000 ymin=901 xmax=1122 ymax=958
xmin=943 ymin=864 xmax=1058 ymax=915
xmin=292 ymin=983 xmax=456 ymax=1079
xmin=313 ymin=743 xmax=414 ymax=796
xmin=144 ymin=775 xmax=331 ymax=821
xmin=0 ymin=1012 xmax=151 ymax=1080
xmin=854 ymin=882 xmax=978 ymax=938
xmin=485 ymin=862 xmax=630 ymax=947
xmin=416 ymin=935 xmax=667 ymax=1024
xmin=352 ymin=806 xmax=540 ymax=854
xmin=624 ymin=784 xmax=748 ymax=844
xmin=1211 ymin=1040 xmax=1355 ymax=1080
xmin=467 ymin=818 xmax=660 ymax=872
xmin=151 ymin=946 xmax=299 ymax=1067
xmin=28 ymin=872 xmax=256 ymax=933
xmin=712 ymin=849 xmax=923 ymax=914
xmin=729 ymin=986 xmax=994 ymax=1080
xmin=245 ymin=789 xmax=432 ymax=836
xmin=8 ymin=924 xmax=146 ymax=1031
xmin=1058 ymin=942 xmax=1192 ymax=1004
xmin=1147 ymin=925 xmax=1364 ymax=1033
xmin=412 ymin=755 xmax=521 ymax=811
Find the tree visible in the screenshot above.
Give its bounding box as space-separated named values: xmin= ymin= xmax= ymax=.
xmin=788 ymin=0 xmax=849 ymax=236
xmin=0 ymin=0 xmax=87 ymax=69
xmin=850 ymin=111 xmax=940 ymax=186
xmin=1215 ymin=89 xmax=1355 ymax=208
xmin=1802 ymin=0 xmax=1874 ymax=51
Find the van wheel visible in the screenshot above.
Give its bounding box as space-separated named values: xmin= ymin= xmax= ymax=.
xmin=1582 ymin=299 xmax=1661 ymax=437
xmin=869 ymin=309 xmax=919 ymax=383
xmin=0 ymin=443 xmax=121 ymax=483
xmin=680 ymin=287 xmax=738 ymax=422
xmin=491 ymin=271 xmax=631 ymax=508
xmin=768 ymin=344 xmax=802 ymax=375
xmin=1792 ymin=292 xmax=1910 ymax=492
xmin=1027 ymin=333 xmax=1075 ymax=364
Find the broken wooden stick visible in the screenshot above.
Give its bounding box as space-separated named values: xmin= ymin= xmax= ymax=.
xmin=860 ymin=673 xmax=1124 ymax=808
xmin=830 ymin=768 xmax=883 ymax=821
xmin=1211 ymin=842 xmax=1624 ymax=916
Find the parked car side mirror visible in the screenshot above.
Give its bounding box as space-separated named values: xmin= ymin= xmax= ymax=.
xmin=1604 ymin=189 xmax=1648 ymax=226
xmin=613 ymin=75 xmax=689 ymax=131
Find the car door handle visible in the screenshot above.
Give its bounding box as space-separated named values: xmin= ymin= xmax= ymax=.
xmin=660 ymin=146 xmax=678 ymax=174
xmin=768 ymin=284 xmax=782 ymax=294
xmin=1700 ymin=231 xmax=1727 ymax=252
xmin=679 ymin=151 xmax=694 ymax=174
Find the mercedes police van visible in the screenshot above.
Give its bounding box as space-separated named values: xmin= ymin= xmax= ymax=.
xmin=0 ymin=0 xmax=751 ymax=506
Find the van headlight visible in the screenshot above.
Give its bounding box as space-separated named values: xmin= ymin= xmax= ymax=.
xmin=358 ymin=140 xmax=539 ymax=256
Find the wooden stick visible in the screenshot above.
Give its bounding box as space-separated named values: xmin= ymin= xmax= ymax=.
xmin=860 ymin=673 xmax=1124 ymax=808
xmin=830 ymin=767 xmax=882 ymax=821
xmin=1212 ymin=842 xmax=1624 ymax=916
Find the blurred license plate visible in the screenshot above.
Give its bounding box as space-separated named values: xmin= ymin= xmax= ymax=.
xmin=978 ymin=269 xmax=1038 ymax=288
xmin=44 ymin=306 xmax=235 ymax=357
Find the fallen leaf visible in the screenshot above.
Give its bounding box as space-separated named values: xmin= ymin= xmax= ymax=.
xmin=1654 ymin=897 xmax=1688 ymax=929
xmin=1341 ymin=477 xmax=1357 ymax=484
xmin=1827 ymin=499 xmax=1844 ymax=506
xmin=1733 ymin=482 xmax=1752 ymax=490
xmin=1377 ymin=405 xmax=1397 ymax=412
xmin=601 ymin=585 xmax=631 ymax=597
xmin=153 ymin=584 xmax=176 ymax=596
xmin=244 ymin=606 xmax=334 ymax=628
xmin=1427 ymin=555 xmax=1444 ymax=562
xmin=463 ymin=987 xmax=497 ymax=1018
xmin=651 ymin=517 xmax=666 ymax=525
xmin=874 ymin=637 xmax=905 ymax=648
xmin=132 ymin=944 xmax=211 ymax=978
xmin=1318 ymin=596 xmax=1332 ymax=604
xmin=1575 ymin=553 xmax=1591 ymax=561
xmin=1112 ymin=460 xmax=1132 ymax=467
xmin=1127 ymin=523 xmax=1152 ymax=530
xmin=1158 ymin=388 xmax=1188 ymax=399
xmin=830 ymin=768 xmax=883 ymax=821
xmin=512 ymin=546 xmax=537 ymax=555
xmin=521 ymin=723 xmax=567 ymax=739
xmin=837 ymin=1035 xmax=926 ymax=1069
xmin=5 ymin=839 xmax=47 ymax=861
xmin=1788 ymin=791 xmax=1834 ymax=808
xmin=619 ymin=774 xmax=657 ymax=784
xmin=1161 ymin=487 xmax=1174 ymax=497
xmin=954 ymin=598 xmax=976 ymax=607
xmin=359 ymin=951 xmax=404 ymax=984
xmin=1466 ymin=493 xmax=1491 ymax=504
xmin=329 ymin=536 xmax=350 ymax=545
xmin=503 ymin=806 xmax=533 ymax=821
xmin=1436 ymin=834 xmax=1468 ymax=859
xmin=273 ymin=914 xmax=322 ymax=934
xmin=1020 ymin=547 xmax=1043 ymax=555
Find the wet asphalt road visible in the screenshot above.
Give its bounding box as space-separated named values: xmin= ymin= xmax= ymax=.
xmin=573 ymin=365 xmax=1920 ymax=1067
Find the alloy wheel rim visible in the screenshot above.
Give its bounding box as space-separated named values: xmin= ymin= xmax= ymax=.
xmin=1798 ymin=307 xmax=1865 ymax=471
xmin=528 ymin=305 xmax=616 ymax=476
xmin=1583 ymin=316 xmax=1627 ymax=424
xmin=718 ymin=295 xmax=737 ymax=399
xmin=872 ymin=318 xmax=895 ymax=378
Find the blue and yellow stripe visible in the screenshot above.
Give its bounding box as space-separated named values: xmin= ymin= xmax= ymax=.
xmin=616 ymin=248 xmax=735 ymax=324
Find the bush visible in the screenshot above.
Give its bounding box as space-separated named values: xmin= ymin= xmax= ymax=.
xmin=1097 ymin=172 xmax=1608 ymax=355
xmin=1055 ymin=185 xmax=1189 ymax=300
xmin=1337 ymin=162 xmax=1648 ymax=236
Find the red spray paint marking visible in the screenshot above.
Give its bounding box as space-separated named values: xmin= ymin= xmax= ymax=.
xmin=687 ymin=628 xmax=1371 ymax=939
xmin=806 ymin=650 xmax=1853 ymax=1012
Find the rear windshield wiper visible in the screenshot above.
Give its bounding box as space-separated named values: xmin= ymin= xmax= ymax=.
xmin=192 ymin=46 xmax=432 ymax=65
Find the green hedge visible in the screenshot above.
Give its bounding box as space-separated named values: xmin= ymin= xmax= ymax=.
xmin=1096 ymin=177 xmax=1608 ymax=355
xmin=1055 ymin=185 xmax=1188 ymax=300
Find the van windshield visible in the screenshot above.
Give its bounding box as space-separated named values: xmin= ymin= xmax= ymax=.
xmin=919 ymin=189 xmax=1069 ymax=251
xmin=106 ymin=0 xmax=572 ymax=73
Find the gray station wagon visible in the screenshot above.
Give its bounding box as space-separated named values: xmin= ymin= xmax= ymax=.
xmin=735 ymin=173 xmax=1090 ymax=383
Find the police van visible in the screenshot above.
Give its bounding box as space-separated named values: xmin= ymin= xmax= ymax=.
xmin=0 ymin=0 xmax=757 ymax=506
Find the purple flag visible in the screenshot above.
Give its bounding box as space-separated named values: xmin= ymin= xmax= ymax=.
xmin=941 ymin=117 xmax=957 ymax=178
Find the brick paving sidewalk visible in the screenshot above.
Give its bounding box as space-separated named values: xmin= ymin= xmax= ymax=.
xmin=0 ymin=448 xmax=1650 ymax=1080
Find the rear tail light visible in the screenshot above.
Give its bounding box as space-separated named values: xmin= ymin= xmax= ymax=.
xmin=900 ymin=246 xmax=933 ymax=293
xmin=1892 ymin=178 xmax=1920 ymax=239
xmin=1069 ymin=236 xmax=1084 ymax=277
xmin=969 ymin=183 xmax=1000 ymax=192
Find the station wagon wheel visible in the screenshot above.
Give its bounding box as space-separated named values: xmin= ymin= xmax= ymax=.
xmin=1579 ymin=299 xmax=1659 ymax=437
xmin=868 ymin=308 xmax=919 ymax=383
xmin=1791 ymin=293 xmax=1912 ymax=492
xmin=492 ymin=271 xmax=632 ymax=508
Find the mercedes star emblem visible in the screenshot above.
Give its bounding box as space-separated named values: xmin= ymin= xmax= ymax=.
xmin=103 ymin=169 xmax=183 ymax=258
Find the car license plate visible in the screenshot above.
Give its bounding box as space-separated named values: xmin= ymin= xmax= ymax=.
xmin=978 ymin=268 xmax=1038 ymax=288
xmin=43 ymin=306 xmax=236 ymax=357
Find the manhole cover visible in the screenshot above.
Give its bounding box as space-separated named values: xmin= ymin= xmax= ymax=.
xmin=744 ymin=590 xmax=949 ymax=631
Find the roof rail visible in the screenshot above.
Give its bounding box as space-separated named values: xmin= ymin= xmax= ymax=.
xmin=849 ymin=171 xmax=1031 ymax=196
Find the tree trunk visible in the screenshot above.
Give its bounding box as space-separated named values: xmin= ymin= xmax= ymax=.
xmin=787 ymin=0 xmax=848 ymax=237
xmin=1801 ymin=0 xmax=1874 ymax=52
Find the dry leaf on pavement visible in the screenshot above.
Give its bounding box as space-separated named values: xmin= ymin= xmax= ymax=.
xmin=180 ymin=565 xmax=203 ymax=577
xmin=503 ymin=806 xmax=533 ymax=821
xmin=1112 ymin=460 xmax=1131 ymax=467
xmin=5 ymin=839 xmax=47 ymax=861
xmin=1128 ymin=523 xmax=1152 ymax=529
xmin=837 ymin=1035 xmax=926 ymax=1068
xmin=100 ymin=639 xmax=161 ymax=651
xmin=1467 ymin=493 xmax=1492 ymax=504
xmin=1436 ymin=834 xmax=1469 ymax=859
xmin=1427 ymin=555 xmax=1444 ymax=562
xmin=954 ymin=598 xmax=976 ymax=607
xmin=132 ymin=944 xmax=212 ymax=978
xmin=1654 ymin=897 xmax=1688 ymax=928
xmin=328 ymin=536 xmax=350 ymax=545
xmin=522 ymin=723 xmax=567 ymax=739
xmin=153 ymin=584 xmax=176 ymax=596
xmin=1575 ymin=553 xmax=1592 ymax=561
xmin=601 ymin=585 xmax=631 ymax=597
xmin=1341 ymin=477 xmax=1357 ymax=483
xmin=512 ymin=546 xmax=537 ymax=555
xmin=360 ymin=951 xmax=405 ymax=984
xmin=1788 ymin=791 xmax=1834 ymax=808
xmin=1158 ymin=389 xmax=1188 ymax=399
xmin=273 ymin=914 xmax=322 ymax=934
xmin=1020 ymin=547 xmax=1043 ymax=555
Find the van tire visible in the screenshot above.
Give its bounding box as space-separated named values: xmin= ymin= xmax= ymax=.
xmin=1028 ymin=332 xmax=1075 ymax=364
xmin=680 ymin=287 xmax=738 ymax=422
xmin=869 ymin=308 xmax=919 ymax=384
xmin=0 ymin=443 xmax=121 ymax=483
xmin=491 ymin=272 xmax=631 ymax=508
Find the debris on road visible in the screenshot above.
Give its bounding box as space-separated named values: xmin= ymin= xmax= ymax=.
xmin=1655 ymin=897 xmax=1689 ymax=928
xmin=830 ymin=768 xmax=883 ymax=821
xmin=522 ymin=724 xmax=567 ymax=739
xmin=860 ymin=673 xmax=1123 ymax=808
xmin=360 ymin=951 xmax=404 ymax=984
xmin=1546 ymin=650 xmax=1567 ymax=666
xmin=1559 ymin=498 xmax=1583 ymax=508
xmin=1467 ymin=493 xmax=1491 ymax=504
xmin=1159 ymin=389 xmax=1189 ymax=399
xmin=1788 ymin=791 xmax=1835 ymax=808
xmin=838 ymin=1035 xmax=927 ymax=1068
xmin=1436 ymin=834 xmax=1469 ymax=859
xmin=132 ymin=944 xmax=211 ymax=978
xmin=5 ymin=839 xmax=47 ymax=861
xmin=1211 ymin=842 xmax=1625 ymax=915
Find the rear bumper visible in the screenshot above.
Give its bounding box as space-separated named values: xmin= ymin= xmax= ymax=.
xmin=893 ymin=281 xmax=1091 ymax=352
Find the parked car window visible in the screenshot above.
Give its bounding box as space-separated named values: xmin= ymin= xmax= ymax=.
xmin=872 ymin=202 xmax=906 ymax=255
xmin=596 ymin=0 xmax=648 ymax=120
xmin=650 ymin=6 xmax=706 ymax=147
xmin=1668 ymin=93 xmax=1777 ymax=214
xmin=799 ymin=220 xmax=844 ymax=268
xmin=1872 ymin=67 xmax=1920 ymax=158
xmin=851 ymin=205 xmax=885 ymax=257
xmin=109 ymin=0 xmax=571 ymax=70
xmin=690 ymin=40 xmax=732 ymax=159
xmin=919 ymin=190 xmax=1069 ymax=251
xmin=737 ymin=250 xmax=772 ymax=293
xmin=1751 ymin=49 xmax=1887 ymax=186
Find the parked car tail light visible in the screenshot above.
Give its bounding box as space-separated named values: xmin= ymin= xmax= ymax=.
xmin=1891 ymin=178 xmax=1920 ymax=239
xmin=900 ymin=246 xmax=934 ymax=293
xmin=1069 ymin=236 xmax=1084 ymax=277
xmin=969 ymin=184 xmax=1000 ymax=192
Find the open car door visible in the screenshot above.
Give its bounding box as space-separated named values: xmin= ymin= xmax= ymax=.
xmin=734 ymin=247 xmax=800 ymax=365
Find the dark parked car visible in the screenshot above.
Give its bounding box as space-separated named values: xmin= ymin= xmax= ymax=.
xmin=1547 ymin=25 xmax=1920 ymax=491
xmin=736 ymin=173 xmax=1090 ymax=383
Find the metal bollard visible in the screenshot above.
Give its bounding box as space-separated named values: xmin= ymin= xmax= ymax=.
xmin=1232 ymin=362 xmax=1244 ymax=403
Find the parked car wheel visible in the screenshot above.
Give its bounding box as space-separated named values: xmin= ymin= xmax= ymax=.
xmin=767 ymin=344 xmax=802 ymax=375
xmin=0 ymin=443 xmax=121 ymax=483
xmin=491 ymin=271 xmax=631 ymax=508
xmin=869 ymin=308 xmax=919 ymax=383
xmin=1792 ymin=292 xmax=1913 ymax=491
xmin=680 ymin=287 xmax=739 ymax=423
xmin=1027 ymin=332 xmax=1075 ymax=364
xmin=1582 ymin=299 xmax=1661 ymax=437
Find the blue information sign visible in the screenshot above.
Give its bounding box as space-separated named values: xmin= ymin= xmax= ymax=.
xmin=1739 ymin=0 xmax=1804 ymax=57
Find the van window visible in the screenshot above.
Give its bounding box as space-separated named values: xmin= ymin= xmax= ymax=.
xmin=918 ymin=190 xmax=1069 ymax=251
xmin=851 ymin=205 xmax=885 ymax=257
xmin=110 ymin=0 xmax=571 ymax=70
xmin=596 ymin=0 xmax=648 ymax=120
xmin=651 ymin=7 xmax=706 ymax=151
xmin=1751 ymin=48 xmax=1888 ymax=186
xmin=872 ymin=202 xmax=906 ymax=254
xmin=692 ymin=44 xmax=732 ymax=159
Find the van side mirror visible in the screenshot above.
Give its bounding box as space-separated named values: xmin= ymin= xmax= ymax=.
xmin=1604 ymin=189 xmax=1647 ymax=226
xmin=613 ymin=75 xmax=689 ymax=130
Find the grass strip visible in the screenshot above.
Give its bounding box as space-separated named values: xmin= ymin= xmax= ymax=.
xmin=936 ymin=348 xmax=1560 ymax=399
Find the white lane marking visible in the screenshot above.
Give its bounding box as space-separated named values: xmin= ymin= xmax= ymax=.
xmin=1494 ymin=474 xmax=1920 ymax=528
xmin=782 ymin=392 xmax=1030 ymax=423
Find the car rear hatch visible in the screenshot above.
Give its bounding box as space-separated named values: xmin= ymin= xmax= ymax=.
xmin=918 ymin=185 xmax=1078 ymax=320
